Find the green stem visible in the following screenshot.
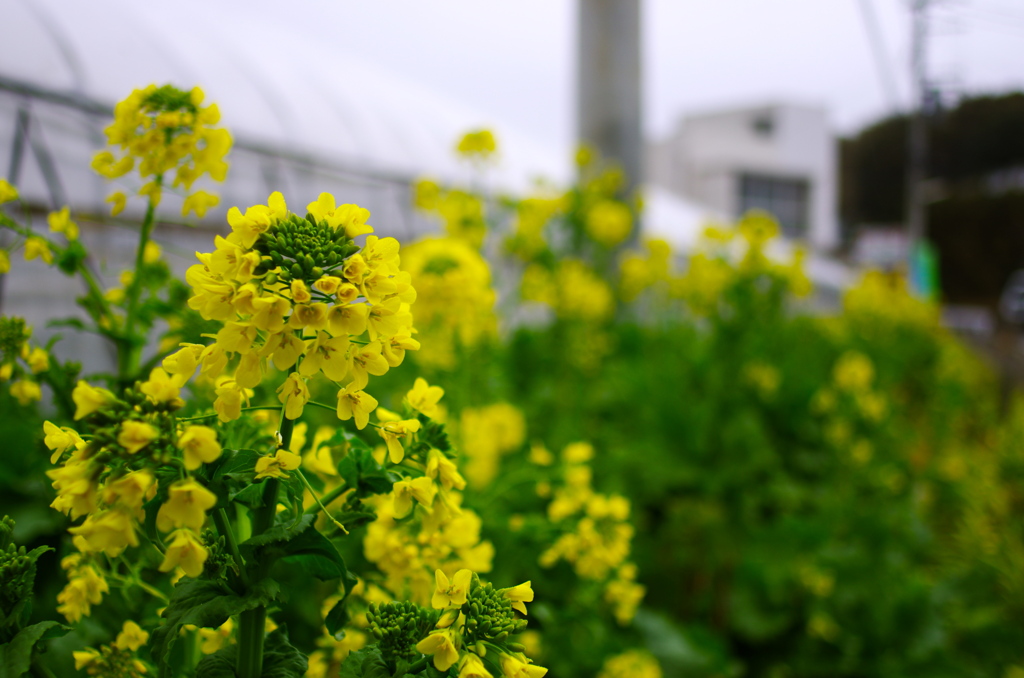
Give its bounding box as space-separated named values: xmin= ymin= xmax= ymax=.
xmin=213 ymin=508 xmax=250 ymax=587
xmin=407 ymin=656 xmax=432 ymax=674
xmin=178 ymin=406 xmax=282 ymax=422
xmin=296 ymin=469 xmax=348 ymax=533
xmin=120 ymin=178 xmax=161 ymax=385
xmin=303 ymin=481 xmax=349 ymax=515
xmin=237 ymin=373 xmax=296 ymax=678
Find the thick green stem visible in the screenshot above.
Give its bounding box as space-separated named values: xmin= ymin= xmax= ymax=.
xmin=237 ymin=386 xmax=295 ymax=678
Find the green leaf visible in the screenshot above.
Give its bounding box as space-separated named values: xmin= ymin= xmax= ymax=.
xmin=279 ymin=523 xmax=350 ymax=581
xmin=0 ymin=621 xmax=70 ymax=678
xmin=150 ymin=578 xmax=279 ymax=678
xmin=336 ymin=444 xmax=399 ymax=498
xmin=194 ymin=644 xmax=237 ymax=678
xmin=214 ymin=449 xmax=262 ymax=482
xmin=324 ymin=566 xmax=360 ymax=636
xmin=230 ymin=482 xmax=268 ymax=508
xmin=240 ymin=514 xmax=314 ymax=551
xmin=339 ymin=646 xmax=390 ymax=678
xmin=240 ymin=514 xmax=350 ymax=582
xmin=262 ymin=628 xmax=309 ymax=678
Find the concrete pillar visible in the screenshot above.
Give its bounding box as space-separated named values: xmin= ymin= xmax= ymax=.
xmin=577 ymin=0 xmax=643 ymax=196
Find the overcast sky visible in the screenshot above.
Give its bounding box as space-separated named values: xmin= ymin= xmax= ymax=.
xmin=234 ymin=0 xmax=1024 ymax=150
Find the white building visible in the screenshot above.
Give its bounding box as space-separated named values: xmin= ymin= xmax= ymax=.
xmin=648 ymin=103 xmax=840 ymax=251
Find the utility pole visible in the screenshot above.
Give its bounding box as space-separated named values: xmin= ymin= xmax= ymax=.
xmin=905 ymin=0 xmax=930 ymax=250
xmin=577 ymin=0 xmax=643 ymax=197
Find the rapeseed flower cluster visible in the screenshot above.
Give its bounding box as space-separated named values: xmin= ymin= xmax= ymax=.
xmin=521 ymin=259 xmax=614 ymax=322
xmin=401 ymin=236 xmax=496 ymax=368
xmin=92 ymin=84 xmax=231 ymax=217
xmin=46 ymin=367 xmax=224 ymax=619
xmin=416 ymin=572 xmax=545 ymax=676
xmin=458 ymin=403 xmax=526 ymax=487
xmin=455 ymin=129 xmax=498 ymax=161
xmin=0 ymin=317 xmax=50 ymax=407
xmin=596 ymin=650 xmax=662 ymax=678
xmin=539 ymin=442 xmax=645 ymax=625
xmin=73 ymin=620 xmax=151 ymax=677
xmin=414 ymin=180 xmax=489 ymax=249
xmin=812 ymin=351 xmax=889 ymax=460
xmin=844 ymin=269 xmax=939 ymax=328
xmin=181 ymin=191 xmax=416 ymax=424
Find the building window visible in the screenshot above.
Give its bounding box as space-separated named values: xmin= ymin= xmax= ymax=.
xmin=738 ymin=173 xmax=810 ymax=238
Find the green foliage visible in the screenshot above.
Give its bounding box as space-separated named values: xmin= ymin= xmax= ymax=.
xmin=150 ymin=578 xmax=280 ymax=677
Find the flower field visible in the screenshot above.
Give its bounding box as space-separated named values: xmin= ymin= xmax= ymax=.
xmin=0 ymin=85 xmax=1021 ymax=678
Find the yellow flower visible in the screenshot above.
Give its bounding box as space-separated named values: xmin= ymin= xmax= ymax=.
xmin=68 ymin=508 xmax=139 ymax=557
xmin=57 ymin=559 xmax=108 ymax=622
xmin=501 ymin=581 xmax=534 ymax=615
xmin=432 ymin=568 xmax=472 ymax=609
xmin=392 ymin=476 xmax=436 ymax=519
xmin=115 ymin=621 xmax=149 ymax=651
xmin=102 ymin=470 xmax=156 ymax=510
xmin=73 ymin=649 xmax=101 ymax=670
xmin=25 ymin=346 xmax=49 ymax=373
xmin=348 ymin=341 xmax=389 ymax=391
xmin=43 ymin=421 xmax=83 ymax=463
xmin=426 ymin=449 xmax=466 ymax=491
xmin=0 ymin=249 xmax=9 ymax=274
xmin=160 ymin=528 xmax=209 ymax=577
xmin=182 ymin=190 xmax=220 ymax=218
xmin=407 ymin=378 xmax=444 ymax=418
xmin=336 ymin=385 xmax=378 ymax=430
xmin=117 ymin=420 xmax=159 ymax=454
xmin=458 ymin=653 xmax=493 ymax=678
xmin=162 ymin=343 xmax=204 ymax=379
xmin=9 ymin=379 xmax=41 ymax=406
xmin=313 ymin=275 xmax=342 ymax=295
xmin=178 ymin=426 xmax=222 ymax=470
xmin=47 ymin=206 xmax=79 ymax=240
xmin=500 ymin=654 xmax=548 ymax=678
xmin=198 ymin=619 xmax=233 ymax=654
xmin=254 ymin=448 xmax=302 ymax=479
xmin=23 ymin=237 xmax=53 ymax=265
xmin=139 ymin=180 xmax=163 ymax=206
xmin=214 ymin=376 xmax=247 ymax=422
xmin=299 ymin=332 xmax=350 ymax=381
xmin=456 ymin=129 xmax=498 ymax=159
xmin=562 ymin=442 xmax=594 ymax=463
xmin=415 ymin=628 xmax=460 ymax=672
xmin=0 ymin=178 xmax=18 ymax=204
xmin=144 ymin=240 xmax=162 ymax=264
xmin=585 ymin=200 xmax=632 ymax=247
xmin=107 ymin=191 xmax=128 ymax=216
xmin=156 ymin=479 xmax=217 ymax=532
xmin=72 ymin=380 xmax=114 ymax=419
xmin=277 ymin=372 xmax=310 ymax=420
xmin=139 ymin=366 xmax=184 ymax=403
xmin=377 ymin=418 xmax=422 ymax=464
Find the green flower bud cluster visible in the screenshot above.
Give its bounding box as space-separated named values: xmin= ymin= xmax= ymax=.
xmin=0 ymin=317 xmax=29 ymax=359
xmin=367 ymin=601 xmax=440 ymax=663
xmin=80 ymin=385 xmax=179 ymax=467
xmin=142 ymin=84 xmax=198 ymax=117
xmin=254 ymin=214 xmax=360 ymax=284
xmin=0 ymin=516 xmax=47 ymax=630
xmin=463 ymin=581 xmax=527 ymax=644
xmin=77 ymin=645 xmax=146 ymax=678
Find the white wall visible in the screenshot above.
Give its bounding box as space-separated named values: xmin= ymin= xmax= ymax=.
xmin=648 ymin=103 xmax=839 ymax=250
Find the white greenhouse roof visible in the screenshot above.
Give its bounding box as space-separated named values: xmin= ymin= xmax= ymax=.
xmin=0 ymin=0 xmax=569 ymax=195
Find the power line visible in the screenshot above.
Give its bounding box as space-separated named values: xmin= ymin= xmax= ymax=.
xmin=855 ymin=0 xmax=902 ymax=110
